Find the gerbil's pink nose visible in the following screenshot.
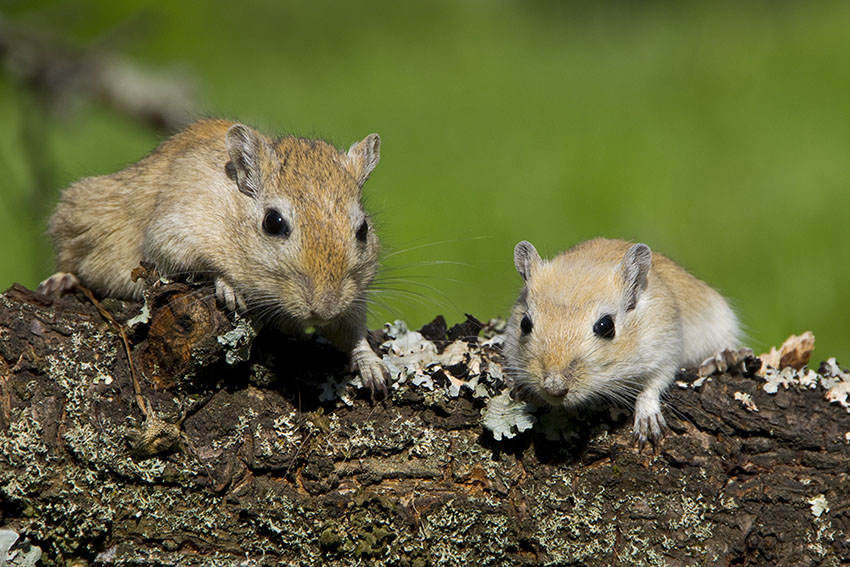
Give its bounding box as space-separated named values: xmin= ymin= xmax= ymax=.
xmin=543 ymin=373 xmax=570 ymax=398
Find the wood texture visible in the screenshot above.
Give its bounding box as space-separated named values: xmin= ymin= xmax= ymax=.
xmin=0 ymin=282 xmax=848 ymax=566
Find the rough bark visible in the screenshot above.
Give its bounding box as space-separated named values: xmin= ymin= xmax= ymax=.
xmin=0 ymin=281 xmax=848 ymax=567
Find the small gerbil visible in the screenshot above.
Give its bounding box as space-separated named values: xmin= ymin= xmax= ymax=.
xmin=40 ymin=119 xmax=388 ymax=394
xmin=503 ymin=237 xmax=740 ymax=446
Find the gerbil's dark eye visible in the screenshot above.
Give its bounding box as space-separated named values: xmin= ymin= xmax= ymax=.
xmin=520 ymin=314 xmax=533 ymax=335
xmin=262 ymin=209 xmax=290 ymax=237
xmin=593 ymin=314 xmax=615 ymax=339
xmin=356 ymin=219 xmax=369 ymax=243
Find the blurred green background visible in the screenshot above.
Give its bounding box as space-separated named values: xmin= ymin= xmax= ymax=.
xmin=1 ymin=1 xmax=847 ymax=362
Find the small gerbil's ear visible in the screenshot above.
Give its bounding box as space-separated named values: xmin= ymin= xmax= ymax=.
xmin=225 ymin=123 xmax=264 ymax=198
xmin=621 ymin=243 xmax=652 ymax=311
xmin=514 ymin=241 xmax=542 ymax=281
xmin=347 ymin=133 xmax=381 ymax=187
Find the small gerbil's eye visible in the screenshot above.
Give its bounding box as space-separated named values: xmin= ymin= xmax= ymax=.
xmin=520 ymin=314 xmax=533 ymax=335
xmin=262 ymin=209 xmax=290 ymax=237
xmin=356 ymin=220 xmax=369 ymax=243
xmin=593 ymin=314 xmax=615 ymax=339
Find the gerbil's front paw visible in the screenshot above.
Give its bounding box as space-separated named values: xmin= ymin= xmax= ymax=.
xmin=698 ymin=347 xmax=755 ymax=377
xmin=351 ymin=341 xmax=389 ymax=398
xmin=37 ymin=272 xmax=80 ymax=295
xmin=631 ymin=395 xmax=668 ymax=452
xmin=214 ymin=278 xmax=247 ymax=312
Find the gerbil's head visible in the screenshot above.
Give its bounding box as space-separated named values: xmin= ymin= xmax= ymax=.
xmin=504 ymin=239 xmax=675 ymax=409
xmin=223 ymin=123 xmax=381 ymax=326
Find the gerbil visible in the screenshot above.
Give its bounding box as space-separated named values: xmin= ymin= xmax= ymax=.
xmin=503 ymin=237 xmax=740 ymax=446
xmin=40 ymin=119 xmax=388 ymax=394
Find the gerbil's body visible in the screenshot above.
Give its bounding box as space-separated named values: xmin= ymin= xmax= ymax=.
xmin=44 ymin=119 xmax=388 ymax=392
xmin=504 ymin=238 xmax=739 ymax=444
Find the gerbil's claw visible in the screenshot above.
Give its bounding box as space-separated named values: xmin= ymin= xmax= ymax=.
xmin=631 ymin=406 xmax=668 ymax=453
xmin=37 ymin=272 xmax=80 ymax=296
xmin=351 ymin=343 xmax=390 ymax=400
xmin=214 ymin=278 xmax=247 ymax=312
xmin=698 ymin=347 xmax=755 ymax=377
xmin=360 ymin=360 xmax=390 ymax=400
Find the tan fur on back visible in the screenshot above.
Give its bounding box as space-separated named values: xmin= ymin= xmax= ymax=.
xmin=48 ymin=119 xmax=379 ymax=325
xmin=45 ymin=118 xmax=389 ymax=393
xmin=544 ymin=239 xmax=738 ymax=367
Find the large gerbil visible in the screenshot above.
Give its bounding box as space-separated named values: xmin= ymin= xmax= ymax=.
xmin=504 ymin=238 xmax=740 ymax=446
xmin=40 ymin=119 xmax=388 ymax=394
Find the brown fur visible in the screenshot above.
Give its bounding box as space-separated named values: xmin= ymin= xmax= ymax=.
xmin=45 ymin=119 xmax=388 ymax=392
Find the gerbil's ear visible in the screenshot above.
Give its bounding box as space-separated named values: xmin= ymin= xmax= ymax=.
xmin=621 ymin=243 xmax=652 ymax=311
xmin=225 ymin=123 xmax=264 ymax=198
xmin=514 ymin=241 xmax=542 ymax=281
xmin=347 ymin=133 xmax=381 ymax=187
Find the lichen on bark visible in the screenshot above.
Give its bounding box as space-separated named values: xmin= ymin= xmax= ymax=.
xmin=0 ymin=283 xmax=848 ymax=566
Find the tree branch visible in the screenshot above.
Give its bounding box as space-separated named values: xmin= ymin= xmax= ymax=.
xmin=0 ymin=282 xmax=848 ymax=566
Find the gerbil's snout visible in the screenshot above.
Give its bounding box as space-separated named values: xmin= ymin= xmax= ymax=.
xmin=541 ymin=360 xmax=577 ymax=398
xmin=295 ymin=232 xmax=358 ymax=323
xmin=542 ymin=373 xmax=569 ymax=397
xmin=308 ymin=291 xmax=342 ymax=322
xmin=301 ymin=277 xmax=346 ymax=323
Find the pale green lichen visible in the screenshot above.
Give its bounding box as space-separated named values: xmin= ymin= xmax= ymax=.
xmin=319 ymin=374 xmax=358 ymax=406
xmin=3 ymin=434 xmax=245 ymax=561
xmin=250 ymin=489 xmax=318 ymax=556
xmin=45 ymin=343 xmax=189 ymax=483
xmin=425 ymin=498 xmax=511 ymax=566
xmin=808 ymin=493 xmax=829 ymax=518
xmin=307 ymin=492 xmax=432 ymax=566
xmin=516 ymin=466 xmax=726 ymax=566
xmin=521 ymin=474 xmax=616 ymax=563
xmin=447 ymin=430 xmax=519 ymax=489
xmin=806 ymin=503 xmax=840 ymax=565
xmin=719 ymin=494 xmax=738 ymax=510
xmin=313 ymin=319 xmax=506 ymax=410
xmin=7 ymin=320 xmax=212 ymax=495
xmin=0 ymin=529 xmax=43 ymax=567
xmin=761 ymin=358 xmax=850 ymax=419
xmin=250 ymin=362 xmax=278 ymax=387
xmin=382 ymin=321 xmax=438 ymax=387
xmin=615 ymin=529 xmax=667 ymax=567
xmin=668 ymin=493 xmax=715 ymax=541
xmin=211 ymin=409 xmax=257 ymax=453
xmin=481 ymin=390 xmax=536 ymax=440
xmin=216 ymin=314 xmax=257 ymax=365
xmin=323 ymin=412 xmax=425 ymax=460
xmin=272 ymin=410 xmax=301 ymax=443
xmin=126 ymin=300 xmax=151 ymax=327
xmin=0 ymin=408 xmax=51 ymax=499
xmin=409 ymin=427 xmax=440 ymax=459
xmin=62 ymin=422 xmax=163 ymax=482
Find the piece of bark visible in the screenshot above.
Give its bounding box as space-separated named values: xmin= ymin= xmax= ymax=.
xmin=0 ymin=283 xmax=848 ymax=567
xmin=758 ymin=331 xmax=817 ymax=375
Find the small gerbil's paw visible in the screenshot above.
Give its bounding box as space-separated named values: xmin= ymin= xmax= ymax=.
xmin=214 ymin=278 xmax=247 ymax=312
xmin=698 ymin=347 xmax=755 ymax=377
xmin=631 ymin=412 xmax=668 ymax=452
xmin=632 ymin=396 xmax=668 ymax=452
xmin=351 ymin=345 xmax=390 ymax=399
xmin=37 ymin=272 xmax=80 ymax=296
